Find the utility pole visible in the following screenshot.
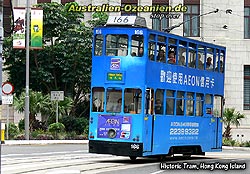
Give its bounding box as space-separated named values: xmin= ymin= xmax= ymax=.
xmin=0 ymin=1 xmax=3 ymax=172
xmin=25 ymin=0 xmax=31 ymax=140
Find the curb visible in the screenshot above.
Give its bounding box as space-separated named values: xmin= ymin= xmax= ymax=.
xmin=222 ymin=146 xmax=250 ymax=151
xmin=2 ymin=140 xmax=89 ymax=145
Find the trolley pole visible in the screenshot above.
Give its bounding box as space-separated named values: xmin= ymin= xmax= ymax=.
xmin=25 ymin=0 xmax=31 ymax=140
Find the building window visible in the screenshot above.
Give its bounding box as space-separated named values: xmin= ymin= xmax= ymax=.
xmin=244 ymin=65 xmax=250 ymax=110
xmin=152 ymin=1 xmax=169 ymax=31
xmin=244 ymin=2 xmax=250 ymax=38
xmin=121 ymin=0 xmax=138 ymax=16
xmin=183 ymin=3 xmax=200 ymax=37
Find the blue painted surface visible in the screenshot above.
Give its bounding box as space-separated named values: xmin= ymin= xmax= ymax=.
xmin=89 ymin=26 xmax=225 ymax=156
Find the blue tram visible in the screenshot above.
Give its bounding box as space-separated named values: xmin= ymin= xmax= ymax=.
xmin=88 ymin=16 xmax=226 ymax=160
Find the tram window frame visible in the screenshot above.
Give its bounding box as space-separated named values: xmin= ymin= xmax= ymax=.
xmin=205 ymin=94 xmax=212 ymax=105
xmin=94 ymin=34 xmax=103 ymax=56
xmin=168 ymin=38 xmax=177 ymax=65
xmin=188 ymin=43 xmax=196 ymax=68
xmin=206 ymin=48 xmax=214 ymax=71
xmin=148 ymin=42 xmax=156 ymax=61
xmin=92 ymin=87 xmax=105 ymax=112
xmin=155 ymin=89 xmax=164 ymax=115
xmin=176 ymin=91 xmax=185 ymax=116
xmin=196 ymin=93 xmax=204 ymax=116
xmin=125 ymin=88 xmax=142 ymax=114
xmin=186 ymin=92 xmax=194 ymax=116
xmin=213 ymin=95 xmax=223 ymax=117
xmin=106 ymin=87 xmax=122 ymax=113
xmin=131 ymin=35 xmax=144 ymax=57
xmin=178 ymin=40 xmax=187 ymax=66
xmin=156 ymin=43 xmax=166 ymax=63
xmin=105 ymin=34 xmax=128 ymax=56
xmin=145 ymin=88 xmax=154 ymax=115
xmin=197 ymin=45 xmax=205 ymax=70
xmin=166 ymin=90 xmax=175 ymax=115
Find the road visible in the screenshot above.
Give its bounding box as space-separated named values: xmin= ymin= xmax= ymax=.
xmin=1 ymin=144 xmax=250 ymax=174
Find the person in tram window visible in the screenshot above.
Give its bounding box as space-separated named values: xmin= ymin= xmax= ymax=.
xmin=111 ymin=98 xmax=122 ymax=112
xmin=157 ymin=50 xmax=166 ymax=62
xmin=178 ymin=56 xmax=185 ymax=66
xmin=215 ymin=60 xmax=224 ymax=73
xmin=206 ymin=57 xmax=213 ymax=70
xmin=167 ymin=51 xmax=176 ymax=64
xmin=155 ymin=99 xmax=163 ymax=114
xmin=138 ymin=47 xmax=144 ymax=57
xmin=131 ymin=52 xmax=136 ymax=56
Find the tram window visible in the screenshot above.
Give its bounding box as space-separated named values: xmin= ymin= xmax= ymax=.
xmin=156 ymin=44 xmax=166 ymax=63
xmin=178 ymin=46 xmax=186 ymax=66
xmin=145 ymin=88 xmax=154 ymax=115
xmin=106 ymin=88 xmax=122 ymax=113
xmin=205 ymin=94 xmax=212 ymax=104
xmin=158 ymin=35 xmax=166 ymax=43
xmin=166 ymin=90 xmax=175 ymax=115
xmin=155 ymin=89 xmax=164 ymax=115
xmin=148 ymin=42 xmax=155 ymax=61
xmin=176 ymin=91 xmax=184 ymax=116
xmin=213 ymin=95 xmax=223 ymax=117
xmin=169 ymin=38 xmax=176 ymax=45
xmin=92 ymin=87 xmax=104 ymax=112
xmin=206 ymin=51 xmax=214 ymax=71
xmin=196 ymin=93 xmax=204 ymax=116
xmin=94 ymin=35 xmax=103 ymax=56
xmin=188 ymin=43 xmax=196 ymax=68
xmin=131 ymin=35 xmax=144 ymax=57
xmin=168 ymin=38 xmax=177 ymax=64
xmin=186 ymin=92 xmax=194 ymax=116
xmin=106 ymin=34 xmax=128 ymax=56
xmin=197 ymin=46 xmax=205 ymax=70
xmin=149 ymin=34 xmax=155 ymax=41
xmin=216 ymin=51 xmax=224 ymax=73
xmin=125 ymin=88 xmax=142 ymax=114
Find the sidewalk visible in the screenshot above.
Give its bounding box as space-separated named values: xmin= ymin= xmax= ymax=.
xmin=2 ymin=140 xmax=250 ymax=151
xmin=2 ymin=140 xmax=89 ymax=145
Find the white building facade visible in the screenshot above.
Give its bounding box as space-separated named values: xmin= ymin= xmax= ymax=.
xmin=7 ymin=0 xmax=250 ymax=141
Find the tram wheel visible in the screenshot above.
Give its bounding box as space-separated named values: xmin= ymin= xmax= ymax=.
xmin=129 ymin=156 xmax=137 ymax=161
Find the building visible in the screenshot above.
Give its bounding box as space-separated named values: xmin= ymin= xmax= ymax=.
xmin=3 ymin=0 xmax=250 ymax=141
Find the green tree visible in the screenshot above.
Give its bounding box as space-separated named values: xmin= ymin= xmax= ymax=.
xmin=3 ymin=2 xmax=107 ymax=117
xmin=14 ymin=89 xmax=73 ymax=130
xmin=222 ymin=108 xmax=245 ymax=139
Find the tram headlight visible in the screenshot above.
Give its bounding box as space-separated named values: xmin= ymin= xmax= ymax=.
xmin=107 ymin=128 xmax=117 ymax=138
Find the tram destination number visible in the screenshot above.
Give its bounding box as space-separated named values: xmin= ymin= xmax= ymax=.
xmin=170 ymin=128 xmax=199 ymax=135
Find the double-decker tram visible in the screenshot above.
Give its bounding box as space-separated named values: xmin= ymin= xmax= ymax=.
xmin=88 ymin=16 xmax=226 ymax=160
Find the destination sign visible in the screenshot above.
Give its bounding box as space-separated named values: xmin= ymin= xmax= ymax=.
xmin=107 ymin=72 xmax=123 ymax=81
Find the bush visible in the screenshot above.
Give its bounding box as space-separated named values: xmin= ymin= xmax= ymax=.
xmin=7 ymin=123 xmax=19 ymax=139
xmin=18 ymin=119 xmax=25 ymax=131
xmin=48 ymin=122 xmax=65 ymax=139
xmin=61 ymin=116 xmax=88 ymax=135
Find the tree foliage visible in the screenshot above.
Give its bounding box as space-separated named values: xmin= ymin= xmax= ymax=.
xmin=222 ymin=108 xmax=245 ymax=139
xmin=3 ymin=2 xmax=108 ymax=117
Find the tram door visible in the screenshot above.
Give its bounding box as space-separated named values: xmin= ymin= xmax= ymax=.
xmin=205 ymin=94 xmax=219 ymax=149
xmin=213 ymin=96 xmax=223 ymax=148
xmin=143 ymin=88 xmax=154 ymax=152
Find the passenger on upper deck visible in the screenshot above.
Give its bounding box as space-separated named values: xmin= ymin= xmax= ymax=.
xmin=178 ymin=56 xmax=185 ymax=66
xmin=157 ymin=50 xmax=166 ymax=62
xmin=190 ymin=54 xmax=203 ymax=69
xmin=206 ymin=57 xmax=213 ymax=70
xmin=215 ymin=60 xmax=224 ymax=73
xmin=167 ymin=51 xmax=176 ymax=64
